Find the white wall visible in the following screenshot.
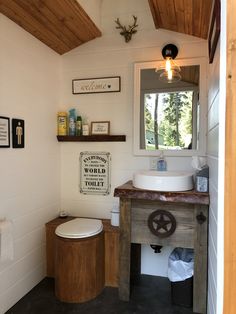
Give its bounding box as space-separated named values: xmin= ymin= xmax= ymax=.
xmin=207 ymin=1 xmax=226 ymax=312
xmin=207 ymin=40 xmax=220 ymax=314
xmin=0 ymin=15 xmax=61 ymax=314
xmin=207 ymin=37 xmax=225 ymax=313
xmin=60 ymin=0 xmax=208 ymax=276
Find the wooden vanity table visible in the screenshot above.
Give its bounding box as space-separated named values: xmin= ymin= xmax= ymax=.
xmin=114 ymin=181 xmax=209 ymax=314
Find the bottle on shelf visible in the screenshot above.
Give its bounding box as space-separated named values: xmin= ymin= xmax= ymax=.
xmin=57 ymin=112 xmax=67 ymax=136
xmin=76 ymin=116 xmax=82 ymax=136
xmin=68 ymin=108 xmax=76 ymax=136
xmin=82 ymin=118 xmax=89 ymax=136
xmin=82 ymin=123 xmax=89 ymax=136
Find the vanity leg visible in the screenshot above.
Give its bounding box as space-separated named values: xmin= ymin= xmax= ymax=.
xmin=193 ymin=205 xmax=208 ymax=314
xmin=119 ymin=198 xmax=131 ymax=301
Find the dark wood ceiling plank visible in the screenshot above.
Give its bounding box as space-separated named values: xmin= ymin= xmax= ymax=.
xmin=46 ymin=0 xmax=101 ymax=43
xmin=183 ymin=0 xmax=193 ymax=37
xmin=0 ymin=0 xmax=102 ymax=54
xmin=148 ymin=0 xmax=162 ymax=28
xmin=192 ymin=0 xmax=202 ymax=38
xmin=1 ymin=0 xmax=68 ymax=54
xmin=200 ymin=0 xmax=212 ymax=39
xmin=174 ymin=0 xmax=186 ymax=34
xmin=12 ymin=0 xmax=76 ymax=50
xmin=28 ymin=0 xmax=82 ymax=48
xmin=34 ymin=0 xmax=82 ymax=46
xmin=181 ymin=65 xmax=199 ymax=85
xmin=148 ymin=0 xmax=213 ymax=39
xmin=193 ymin=0 xmax=212 ymax=39
xmin=158 ymin=0 xmax=178 ymax=30
xmin=65 ymin=0 xmax=101 ymax=38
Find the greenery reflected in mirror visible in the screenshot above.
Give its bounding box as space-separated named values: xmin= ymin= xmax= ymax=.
xmin=140 ymin=65 xmax=200 ymax=151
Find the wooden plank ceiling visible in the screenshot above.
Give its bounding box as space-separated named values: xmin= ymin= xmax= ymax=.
xmin=148 ymin=0 xmax=213 ymax=39
xmin=0 ymin=0 xmax=213 ymax=54
xmin=0 ymin=0 xmax=102 ymax=55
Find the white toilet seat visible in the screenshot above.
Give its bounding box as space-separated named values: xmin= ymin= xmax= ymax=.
xmin=55 ymin=218 xmax=103 ymax=239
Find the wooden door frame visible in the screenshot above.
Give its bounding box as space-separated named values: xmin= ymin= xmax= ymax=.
xmin=224 ymin=0 xmax=236 ymax=313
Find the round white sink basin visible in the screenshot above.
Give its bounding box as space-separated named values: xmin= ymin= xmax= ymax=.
xmin=133 ymin=170 xmax=194 ymax=192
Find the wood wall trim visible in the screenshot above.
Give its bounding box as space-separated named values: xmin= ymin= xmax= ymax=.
xmin=224 ymin=0 xmax=236 ymax=312
xmin=0 ymin=0 xmax=101 ymax=54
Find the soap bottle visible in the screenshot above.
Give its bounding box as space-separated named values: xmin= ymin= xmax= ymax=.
xmin=82 ymin=118 xmax=89 ymax=136
xmin=157 ymin=152 xmax=167 ymax=171
xmin=76 ymin=116 xmax=82 ymax=136
xmin=68 ymin=109 xmax=76 ymax=136
xmin=195 ymin=165 xmax=209 ymax=192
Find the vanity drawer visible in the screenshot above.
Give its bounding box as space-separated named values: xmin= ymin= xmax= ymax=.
xmin=131 ymin=200 xmax=195 ymax=248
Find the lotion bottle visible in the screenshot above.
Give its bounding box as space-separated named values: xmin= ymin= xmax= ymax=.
xmin=157 ymin=151 xmax=167 ymax=171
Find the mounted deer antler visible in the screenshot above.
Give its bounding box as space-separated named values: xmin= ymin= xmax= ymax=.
xmin=115 ymin=15 xmax=138 ymax=43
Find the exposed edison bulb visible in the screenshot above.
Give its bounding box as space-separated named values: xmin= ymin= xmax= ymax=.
xmin=167 ymin=70 xmax=173 ymax=80
xmin=165 ymin=58 xmax=172 ymax=72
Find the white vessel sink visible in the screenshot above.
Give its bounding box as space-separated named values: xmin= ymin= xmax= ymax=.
xmin=133 ymin=170 xmax=194 ymax=192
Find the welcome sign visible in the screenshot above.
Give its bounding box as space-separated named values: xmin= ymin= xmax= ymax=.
xmin=72 ymin=76 xmax=120 ymax=94
xmin=80 ymin=151 xmax=111 ymax=195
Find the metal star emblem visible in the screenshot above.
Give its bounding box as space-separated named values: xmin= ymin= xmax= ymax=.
xmin=148 ymin=209 xmax=177 ymax=238
xmin=153 ymin=214 xmax=171 ymax=232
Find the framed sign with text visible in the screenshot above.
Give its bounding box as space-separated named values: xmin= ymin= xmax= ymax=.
xmin=80 ymin=151 xmax=111 ymax=195
xmin=72 ymin=76 xmax=121 ymax=94
xmin=0 ymin=116 xmax=10 ymax=148
xmin=91 ymin=121 xmax=110 ymax=135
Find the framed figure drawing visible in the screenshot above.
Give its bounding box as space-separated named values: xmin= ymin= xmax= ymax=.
xmin=12 ymin=119 xmax=25 ymax=148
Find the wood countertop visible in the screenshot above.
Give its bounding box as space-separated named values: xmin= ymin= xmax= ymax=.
xmin=114 ymin=180 xmax=210 ymax=205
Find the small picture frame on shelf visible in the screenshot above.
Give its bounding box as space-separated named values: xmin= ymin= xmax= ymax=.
xmin=91 ymin=121 xmax=110 ymax=135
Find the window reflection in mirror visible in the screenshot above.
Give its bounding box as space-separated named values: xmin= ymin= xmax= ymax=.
xmin=140 ymin=65 xmax=200 ymax=151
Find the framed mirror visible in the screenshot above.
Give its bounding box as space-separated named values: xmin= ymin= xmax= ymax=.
xmin=133 ymin=58 xmax=207 ymax=156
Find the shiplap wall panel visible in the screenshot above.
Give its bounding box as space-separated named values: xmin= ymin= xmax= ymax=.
xmin=207 ymin=40 xmax=220 ymax=314
xmin=0 ymin=15 xmax=60 ymax=313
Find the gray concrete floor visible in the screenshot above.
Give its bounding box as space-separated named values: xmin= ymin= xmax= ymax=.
xmin=6 ymin=275 xmax=194 ymax=314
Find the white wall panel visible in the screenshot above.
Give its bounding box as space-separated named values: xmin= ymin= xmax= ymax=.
xmin=207 ymin=34 xmax=224 ymax=314
xmin=208 ymin=126 xmax=219 ymax=157
xmin=0 ymin=14 xmax=61 ymax=313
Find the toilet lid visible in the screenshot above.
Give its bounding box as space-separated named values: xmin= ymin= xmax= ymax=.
xmin=55 ymin=218 xmax=103 ymax=239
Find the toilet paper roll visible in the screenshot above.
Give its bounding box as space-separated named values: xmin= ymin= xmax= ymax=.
xmin=111 ymin=212 xmax=119 ymax=227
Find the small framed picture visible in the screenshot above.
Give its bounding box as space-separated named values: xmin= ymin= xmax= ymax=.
xmin=12 ymin=119 xmax=25 ymax=148
xmin=91 ymin=121 xmax=110 ymax=135
xmin=0 ymin=116 xmax=10 ymax=148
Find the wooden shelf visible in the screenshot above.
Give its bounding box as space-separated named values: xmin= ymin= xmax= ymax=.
xmin=57 ymin=135 xmax=126 ymax=142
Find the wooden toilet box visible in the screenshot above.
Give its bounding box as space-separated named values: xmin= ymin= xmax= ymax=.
xmin=55 ymin=231 xmax=105 ymax=303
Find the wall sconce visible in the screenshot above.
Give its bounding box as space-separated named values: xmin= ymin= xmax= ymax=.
xmin=158 ymin=44 xmax=181 ymax=83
